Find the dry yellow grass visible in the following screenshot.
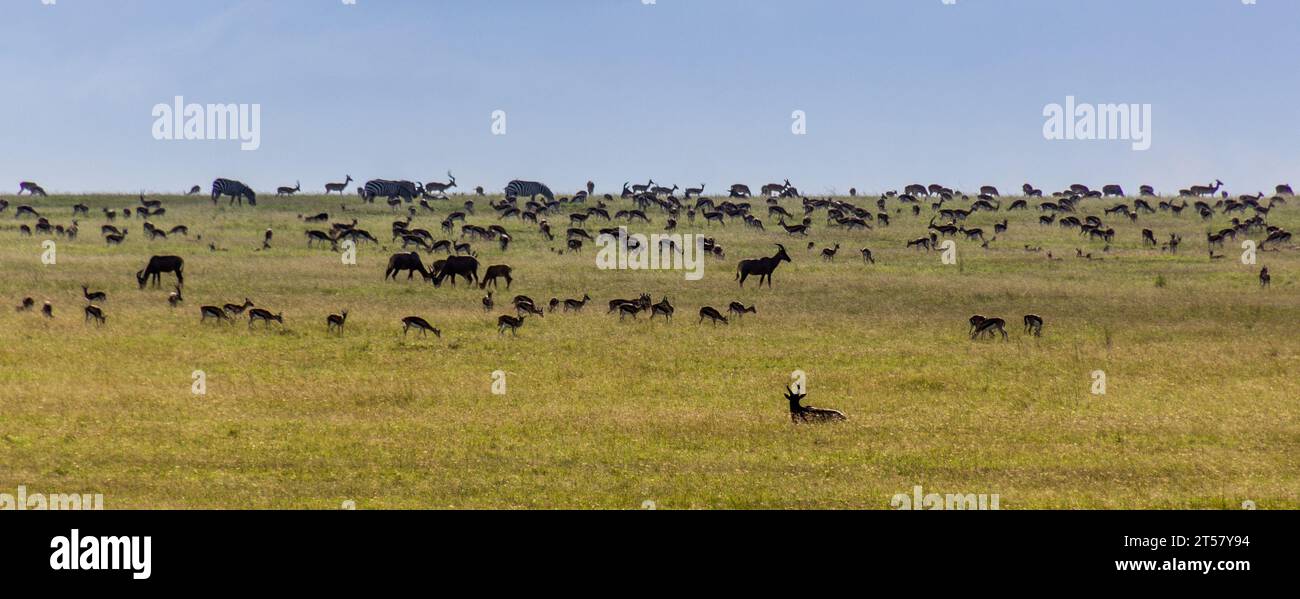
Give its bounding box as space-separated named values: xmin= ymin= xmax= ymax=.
xmin=1 ymin=192 xmax=1296 ymax=508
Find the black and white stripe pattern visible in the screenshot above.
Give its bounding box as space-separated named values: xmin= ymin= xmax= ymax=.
xmin=504 ymin=180 xmax=554 ymax=202
xmin=362 ymin=179 xmax=419 ymax=203
xmin=211 ymin=178 xmax=256 ymax=205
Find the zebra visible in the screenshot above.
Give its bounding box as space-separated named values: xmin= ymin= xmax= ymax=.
xmin=362 ymin=179 xmax=419 ymax=204
xmin=211 ymin=178 xmax=256 ymax=206
xmin=504 ymin=180 xmax=555 ymax=203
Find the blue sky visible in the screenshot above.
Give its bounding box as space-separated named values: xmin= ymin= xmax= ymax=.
xmin=2 ymin=0 xmax=1296 ymax=195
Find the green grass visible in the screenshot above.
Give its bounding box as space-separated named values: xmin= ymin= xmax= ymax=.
xmin=1 ymin=192 xmax=1296 ymax=509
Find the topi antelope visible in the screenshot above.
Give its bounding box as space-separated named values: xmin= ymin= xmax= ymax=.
xmin=401 ymin=316 xmax=440 ymax=337
xmin=785 ymin=385 xmax=846 ymax=423
xmin=736 ymin=244 xmax=792 ymax=288
xmin=136 ymin=255 xmax=184 ymax=289
xmin=479 ymin=265 xmax=514 ymax=289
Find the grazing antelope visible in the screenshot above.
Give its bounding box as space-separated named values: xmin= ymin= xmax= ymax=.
xmin=327 ymin=310 xmax=349 ymax=334
xmin=971 ymin=317 xmax=1008 ymax=340
xmin=727 ymin=302 xmax=756 ymax=319
xmin=84 ymin=305 xmax=106 ymax=326
xmin=497 ymin=314 xmax=527 ymax=335
xmin=277 ymin=181 xmax=301 ymax=197
xmin=401 ymin=316 xmax=440 ymax=337
xmin=698 ymin=306 xmax=728 ymax=325
xmin=248 ymin=308 xmax=284 ymax=328
xmin=187 ymin=185 xmax=202 ymax=195
xmin=479 ymin=265 xmax=514 ymax=289
xmin=968 ymin=315 xmax=987 ymax=335
xmin=168 ymin=285 xmax=183 ymax=308
xmin=18 ymin=181 xmax=47 ymax=196
xmin=136 ymin=255 xmax=184 ymax=289
xmin=860 ymin=248 xmax=875 ymax=264
xmin=785 ymin=386 xmax=846 ymax=423
xmin=106 ymin=231 xmax=128 ymax=245
xmin=82 ymin=285 xmax=107 ymax=303
xmin=1023 ymin=314 xmax=1043 ymax=337
xmin=200 ymin=305 xmax=231 ymax=323
xmin=385 ymin=252 xmax=431 ymax=281
xmin=325 ymin=175 xmax=353 ymax=195
xmin=1260 ymin=267 xmax=1271 ymax=288
xmin=736 ymin=244 xmax=792 ymax=288
xmin=306 ymin=228 xmax=338 ymax=246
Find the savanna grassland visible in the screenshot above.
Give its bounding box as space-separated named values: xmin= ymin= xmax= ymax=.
xmin=0 ymin=189 xmax=1296 ymax=509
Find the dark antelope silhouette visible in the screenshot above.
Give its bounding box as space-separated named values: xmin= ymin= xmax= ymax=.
xmin=83 ymin=305 xmax=106 ymax=326
xmin=698 ymin=306 xmax=728 ymax=325
xmin=736 ymin=244 xmax=792 ymax=288
xmin=136 ymin=256 xmax=184 ymax=289
xmin=727 ymin=302 xmax=756 ymax=318
xmin=1023 ymin=314 xmax=1043 ymax=337
xmin=480 ymin=264 xmax=514 ymax=289
xmin=785 ymin=386 xmax=846 ymax=423
xmin=82 ymin=285 xmax=107 ymax=303
xmin=248 ymin=308 xmax=284 ymax=328
xmin=401 ymin=316 xmax=440 ymax=337
xmin=327 ymin=310 xmax=349 ymax=334
xmin=971 ymin=317 xmax=1008 ymax=340
xmin=497 ymin=314 xmax=527 ymax=335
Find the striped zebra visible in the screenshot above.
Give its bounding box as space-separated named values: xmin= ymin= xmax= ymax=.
xmin=504 ymin=180 xmax=554 ymax=202
xmin=211 ymin=178 xmax=256 ymax=206
xmin=362 ymin=179 xmax=420 ymax=203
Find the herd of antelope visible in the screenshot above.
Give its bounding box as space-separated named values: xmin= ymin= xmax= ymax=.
xmin=5 ymin=177 xmax=1292 ymax=351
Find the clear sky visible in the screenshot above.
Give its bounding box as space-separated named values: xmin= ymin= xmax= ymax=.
xmin=2 ymin=0 xmax=1296 ymax=196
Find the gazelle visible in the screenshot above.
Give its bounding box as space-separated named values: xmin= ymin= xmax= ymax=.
xmin=325 ymin=175 xmax=354 ymax=195
xmin=401 ymin=316 xmax=440 ymax=337
xmin=327 ymin=310 xmax=349 ymax=334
